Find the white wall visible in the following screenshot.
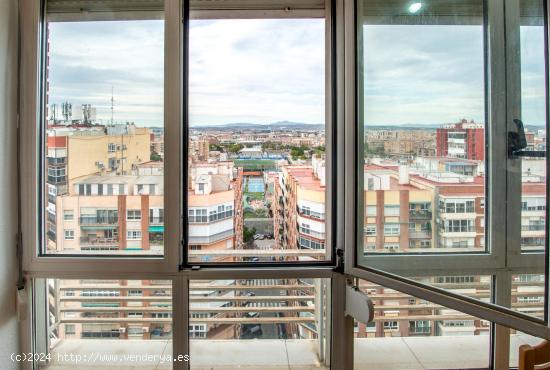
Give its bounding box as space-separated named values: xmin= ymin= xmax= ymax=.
xmin=0 ymin=0 xmax=20 ymax=368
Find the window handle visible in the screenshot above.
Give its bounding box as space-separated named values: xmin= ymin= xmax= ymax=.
xmin=508 ymin=119 xmax=546 ymax=158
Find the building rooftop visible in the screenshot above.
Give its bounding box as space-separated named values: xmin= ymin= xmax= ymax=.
xmin=285 ymin=166 xmax=325 ymax=192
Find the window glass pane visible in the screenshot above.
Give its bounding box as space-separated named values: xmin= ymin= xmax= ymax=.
xmin=509 ymin=330 xmax=546 ymax=368
xmin=37 ymin=279 xmax=174 ymax=369
xmin=518 ymin=0 xmax=546 ymax=253
xmin=354 ymin=278 xmax=491 ymax=369
xmin=187 ymin=8 xmax=327 ymax=263
xmin=511 ymin=274 xmax=545 ymax=320
xmin=358 ymin=0 xmax=486 ymax=257
xmin=189 ymin=278 xmax=330 ymax=368
xmin=44 ymin=6 xmax=165 ymax=255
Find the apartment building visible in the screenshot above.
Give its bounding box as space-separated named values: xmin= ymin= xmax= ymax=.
xmin=383 ymin=130 xmax=436 ymax=157
xmin=436 ymin=119 xmax=485 ymax=160
xmin=363 ymin=165 xmax=434 ymax=252
xmin=46 ymin=125 xmax=151 ymax=249
xmin=54 ymin=279 xmax=173 ymax=341
xmin=355 ymin=277 xmax=491 ymax=338
xmin=273 ymin=156 xmax=326 ymax=261
xmin=188 ymin=162 xmax=243 ymax=262
xmin=52 ymin=174 xmax=164 ymax=254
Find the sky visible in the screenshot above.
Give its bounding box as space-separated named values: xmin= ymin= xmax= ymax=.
xmin=47 ymin=18 xmax=546 ymax=128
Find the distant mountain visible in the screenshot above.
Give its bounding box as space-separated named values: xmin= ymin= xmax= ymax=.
xmin=192 ymin=121 xmax=325 ymax=131
xmin=365 ymin=124 xmax=440 ymax=130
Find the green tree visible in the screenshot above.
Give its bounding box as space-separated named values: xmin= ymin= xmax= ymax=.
xmin=290 ymin=146 xmax=305 ymax=160
xmin=209 ymin=143 xmax=223 ymax=152
xmin=228 ymin=143 xmax=244 ymax=154
xmin=243 ymin=225 xmax=256 ymax=245
xmin=150 ymin=151 xmax=162 ymax=161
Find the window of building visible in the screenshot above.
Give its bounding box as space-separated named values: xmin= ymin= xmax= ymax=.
xmin=383 ymin=223 xmax=400 ymax=235
xmin=126 ymin=209 xmax=141 ymax=221
xmin=384 ymin=205 xmax=400 ymax=216
xmin=365 ymin=225 xmax=376 ymax=236
xmin=63 ymin=210 xmax=74 ymax=221
xmin=64 ymin=230 xmax=74 ymax=240
xmin=126 ymin=231 xmax=142 ymax=240
xmin=383 ymin=321 xmax=398 ymax=331
xmin=366 ymin=205 xmax=376 ymax=216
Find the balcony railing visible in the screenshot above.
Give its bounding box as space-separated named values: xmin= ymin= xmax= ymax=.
xmin=522 ymin=225 xmax=545 ymax=231
xmin=48 ymin=175 xmax=67 ymax=184
xmin=80 ymin=216 xmax=119 ymax=225
xmin=188 ymin=229 xmax=234 ymax=244
xmin=149 ymin=217 xmax=164 ymax=225
xmin=408 ymin=230 xmax=432 ymax=239
xmin=409 ymin=210 xmax=432 ymax=219
xmin=80 ymin=236 xmax=119 ymax=246
xmin=299 ymin=228 xmax=325 ymax=240
xmin=297 ymin=206 xmax=325 ymax=220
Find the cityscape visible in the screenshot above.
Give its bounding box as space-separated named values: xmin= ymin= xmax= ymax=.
xmin=43 ymin=103 xmax=546 ymax=344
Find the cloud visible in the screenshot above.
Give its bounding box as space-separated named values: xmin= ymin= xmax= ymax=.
xmin=47 ymin=18 xmax=546 ymax=128
xmin=48 ymin=20 xmax=164 ymax=126
xmin=362 ymin=24 xmax=485 ymax=125
xmin=188 ymin=19 xmax=325 ymax=125
xmin=361 ymin=24 xmax=546 ymax=126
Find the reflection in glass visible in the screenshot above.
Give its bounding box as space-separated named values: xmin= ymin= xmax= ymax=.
xmin=354 ymin=278 xmax=490 ymax=369
xmin=358 ymin=0 xmax=486 ymax=256
xmin=519 ymin=0 xmax=546 ymax=253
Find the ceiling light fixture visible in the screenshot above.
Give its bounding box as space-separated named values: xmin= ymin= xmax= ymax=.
xmin=408 ymin=2 xmax=423 ymax=13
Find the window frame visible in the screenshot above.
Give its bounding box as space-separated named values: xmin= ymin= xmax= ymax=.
xmin=19 ymin=0 xmax=181 ymax=274
xmin=19 ymin=0 xmax=346 ymax=369
xmin=20 ymin=0 xmax=550 ymax=369
xmin=344 ymin=0 xmax=550 ymax=355
xmin=181 ymin=0 xmax=339 ymax=268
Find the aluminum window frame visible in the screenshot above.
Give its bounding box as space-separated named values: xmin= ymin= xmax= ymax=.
xmin=181 ymin=0 xmax=341 ymax=268
xmin=19 ymin=0 xmax=347 ymax=369
xmin=344 ymin=0 xmax=550 ymax=363
xmin=19 ymin=0 xmax=182 ymax=274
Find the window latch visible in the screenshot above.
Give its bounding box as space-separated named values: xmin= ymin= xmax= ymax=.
xmin=508 ymin=119 xmax=546 ymax=158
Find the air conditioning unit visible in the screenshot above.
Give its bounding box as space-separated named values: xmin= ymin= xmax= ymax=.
xmin=119 ymin=327 xmax=126 ymax=333
xmin=142 ymin=327 xmax=149 ymax=333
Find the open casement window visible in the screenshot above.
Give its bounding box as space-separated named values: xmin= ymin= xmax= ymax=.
xmin=183 ymin=0 xmax=338 ymax=266
xmin=345 ymin=0 xmax=550 ymax=365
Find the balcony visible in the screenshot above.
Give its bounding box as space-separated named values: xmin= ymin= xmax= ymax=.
xmin=299 ymin=228 xmax=325 ymax=240
xmin=149 ymin=217 xmax=164 ymax=225
xmin=297 ymin=206 xmax=325 ymax=221
xmin=79 ymin=216 xmax=119 ymax=226
xmin=408 ymin=230 xmax=432 ymax=239
xmin=39 ymin=333 xmax=541 ymax=369
xmin=48 ymin=175 xmax=67 ymax=185
xmin=188 ymin=229 xmax=234 ymax=244
xmin=409 ymin=210 xmax=432 ymax=219
xmin=521 ymin=224 xmax=545 ymax=232
xmin=80 ymin=236 xmax=119 ymax=247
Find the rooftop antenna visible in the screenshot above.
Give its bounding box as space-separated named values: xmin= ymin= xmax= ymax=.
xmin=110 ymin=86 xmax=114 ymax=125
